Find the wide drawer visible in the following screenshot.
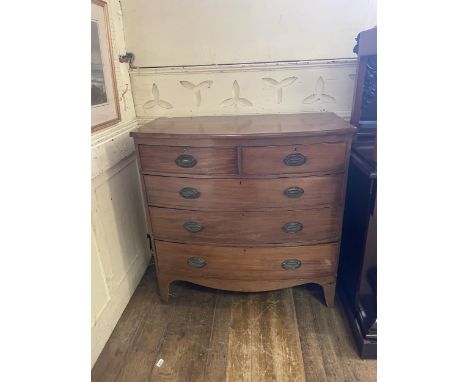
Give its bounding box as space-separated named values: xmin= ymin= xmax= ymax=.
xmin=156 ymin=241 xmax=339 ymax=280
xmin=144 ymin=175 xmax=343 ymax=210
xmin=241 ymin=142 xmax=347 ymax=175
xmin=138 ymin=145 xmax=238 ymax=175
xmin=150 ymin=206 xmax=340 ymax=245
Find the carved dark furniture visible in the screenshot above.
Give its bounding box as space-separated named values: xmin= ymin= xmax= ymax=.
xmin=130 ymin=113 xmax=355 ymax=306
xmin=338 ymin=26 xmax=377 ymax=359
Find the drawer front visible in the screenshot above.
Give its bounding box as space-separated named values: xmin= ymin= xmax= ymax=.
xmin=156 ymin=241 xmax=339 ymax=280
xmin=144 ymin=175 xmax=343 ymax=210
xmin=150 ymin=206 xmax=340 ymax=245
xmin=138 ymin=145 xmax=237 ymax=174
xmin=242 ymin=142 xmax=347 ymax=175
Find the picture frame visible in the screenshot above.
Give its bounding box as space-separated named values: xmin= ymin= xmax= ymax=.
xmin=91 ymin=0 xmax=120 ymax=132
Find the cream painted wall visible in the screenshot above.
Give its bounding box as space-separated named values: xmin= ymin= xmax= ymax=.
xmin=121 ymin=0 xmax=377 ymax=67
xmin=124 ymin=0 xmax=377 ymax=120
xmin=91 ymin=0 xmax=150 ymax=367
xmin=130 ymin=59 xmax=357 ymax=121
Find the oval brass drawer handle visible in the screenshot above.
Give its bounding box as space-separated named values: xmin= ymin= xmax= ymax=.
xmin=187 ymin=257 xmax=207 ymax=268
xmin=283 ymin=186 xmax=304 ymax=198
xmin=183 ymin=221 xmax=204 ymax=233
xmin=282 ymin=259 xmax=302 ymax=270
xmin=283 ymin=153 xmax=307 ymax=166
xmin=175 ymin=154 xmax=197 ymax=168
xmin=282 ymin=221 xmax=303 ymax=234
xmin=179 ymin=187 xmax=201 ymax=199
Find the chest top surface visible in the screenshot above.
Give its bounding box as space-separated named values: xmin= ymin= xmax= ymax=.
xmin=130 ymin=112 xmax=355 ymax=139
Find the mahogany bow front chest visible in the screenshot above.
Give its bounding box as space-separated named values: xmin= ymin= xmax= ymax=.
xmin=130 ymin=113 xmax=355 ymax=305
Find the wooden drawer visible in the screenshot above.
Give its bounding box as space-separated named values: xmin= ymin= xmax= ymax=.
xmin=144 ymin=174 xmax=343 ymax=210
xmin=138 ymin=145 xmax=237 ymax=175
xmin=156 ymin=241 xmax=339 ymax=281
xmin=241 ymin=142 xmax=347 ymax=175
xmin=150 ymin=206 xmax=340 ymax=245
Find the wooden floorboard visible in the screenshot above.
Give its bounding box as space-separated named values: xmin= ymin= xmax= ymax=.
xmin=150 ymin=282 xmax=218 ymax=381
xmin=91 ymin=267 xmax=162 ymax=382
xmin=293 ymin=284 xmax=376 ymax=382
xmin=225 ymin=289 xmax=306 ymax=382
xmin=92 ymin=266 xmax=376 ymax=382
xmin=203 ymin=292 xmax=232 ymax=381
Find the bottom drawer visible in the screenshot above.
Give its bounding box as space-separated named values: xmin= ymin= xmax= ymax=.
xmin=156 ymin=241 xmax=339 ymax=281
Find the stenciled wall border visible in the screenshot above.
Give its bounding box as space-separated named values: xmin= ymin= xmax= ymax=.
xmin=129 ymin=59 xmax=357 ymax=121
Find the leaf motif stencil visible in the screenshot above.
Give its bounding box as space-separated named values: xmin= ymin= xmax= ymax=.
xmin=180 ymin=80 xmax=213 ymax=107
xmin=302 ymin=76 xmax=336 ymax=105
xmin=220 ymin=81 xmax=253 ymax=108
xmin=143 ymin=83 xmax=173 ymax=110
xmin=262 ymin=76 xmax=297 ymax=104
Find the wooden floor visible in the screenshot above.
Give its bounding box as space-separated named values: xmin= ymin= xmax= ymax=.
xmin=92 ymin=266 xmax=376 ymax=382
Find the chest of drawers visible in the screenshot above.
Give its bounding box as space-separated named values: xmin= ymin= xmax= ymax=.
xmin=130 ymin=113 xmax=355 ymax=306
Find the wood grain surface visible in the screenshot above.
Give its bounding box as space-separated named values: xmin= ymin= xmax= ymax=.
xmin=129 ymin=113 xmax=356 ymax=139
xmin=242 ymin=142 xmax=347 ymax=175
xmin=144 ymin=174 xmax=344 ymax=210
xmin=149 ymin=206 xmax=341 ymax=245
xmin=156 ymin=241 xmax=338 ymax=281
xmin=139 ymin=145 xmax=238 ymax=175
xmin=92 ymin=266 xmax=376 ymax=382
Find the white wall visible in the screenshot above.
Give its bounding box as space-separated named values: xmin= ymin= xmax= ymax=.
xmin=123 ymin=0 xmax=376 ymax=120
xmin=121 ymin=0 xmax=377 ymax=67
xmin=91 ymin=0 xmax=150 ymax=367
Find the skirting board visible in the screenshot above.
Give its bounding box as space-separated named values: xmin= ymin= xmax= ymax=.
xmin=91 ymin=251 xmax=150 ymax=366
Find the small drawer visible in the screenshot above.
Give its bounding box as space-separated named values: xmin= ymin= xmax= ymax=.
xmin=241 ymin=142 xmax=347 ymax=175
xmin=144 ymin=175 xmax=343 ymax=210
xmin=138 ymin=145 xmax=238 ymax=175
xmin=150 ymin=206 xmax=340 ymax=245
xmin=156 ymin=241 xmax=339 ymax=281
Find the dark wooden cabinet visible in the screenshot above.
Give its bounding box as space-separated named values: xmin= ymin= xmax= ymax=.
xmin=339 ymin=146 xmax=377 ymax=358
xmin=338 ymin=26 xmax=377 ymax=359
xmin=130 ymin=113 xmax=355 ymax=306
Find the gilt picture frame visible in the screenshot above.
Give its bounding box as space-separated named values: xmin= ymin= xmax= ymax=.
xmin=91 ymin=0 xmax=120 ymax=132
